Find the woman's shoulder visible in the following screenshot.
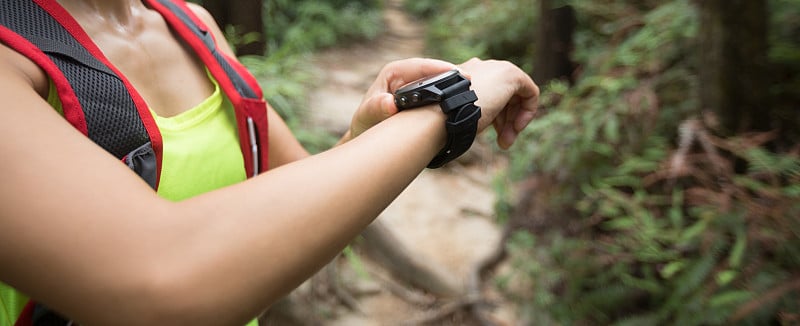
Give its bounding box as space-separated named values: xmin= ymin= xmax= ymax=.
xmin=183 ymin=2 xmax=237 ymax=57
xmin=184 ymin=2 xmax=215 ymax=26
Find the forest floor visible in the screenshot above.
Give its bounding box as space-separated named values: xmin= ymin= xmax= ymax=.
xmin=299 ymin=1 xmax=516 ymax=324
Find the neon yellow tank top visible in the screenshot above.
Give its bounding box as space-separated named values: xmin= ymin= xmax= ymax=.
xmin=150 ymin=74 xmax=247 ymax=201
xmin=47 ymin=73 xmax=248 ymax=200
xmin=0 ymin=74 xmax=255 ymax=326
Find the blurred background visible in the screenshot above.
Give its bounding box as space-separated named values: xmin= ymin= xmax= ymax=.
xmin=191 ymin=0 xmax=799 ymax=324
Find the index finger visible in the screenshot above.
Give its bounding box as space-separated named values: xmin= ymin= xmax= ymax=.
xmin=381 ymin=58 xmax=458 ymax=91
xmin=513 ymin=75 xmax=540 ymax=132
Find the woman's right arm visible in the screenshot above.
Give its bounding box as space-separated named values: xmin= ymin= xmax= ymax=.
xmin=0 ymin=44 xmax=537 ymax=326
xmin=0 ymin=43 xmax=451 ymax=325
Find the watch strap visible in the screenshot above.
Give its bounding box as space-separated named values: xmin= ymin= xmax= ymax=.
xmin=441 ymin=90 xmax=478 ymax=114
xmin=428 ymin=101 xmax=481 ymax=168
xmin=441 ymin=78 xmax=471 ymax=97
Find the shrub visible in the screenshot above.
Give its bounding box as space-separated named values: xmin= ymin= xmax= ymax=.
xmin=240 ymin=0 xmax=384 ymax=153
xmin=489 ymin=0 xmax=800 ymax=324
xmin=407 ymin=0 xmax=537 ymax=70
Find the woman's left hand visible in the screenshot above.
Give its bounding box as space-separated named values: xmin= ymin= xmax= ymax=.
xmin=457 ymin=58 xmax=539 ymax=149
xmin=341 ymin=57 xmax=539 ymax=151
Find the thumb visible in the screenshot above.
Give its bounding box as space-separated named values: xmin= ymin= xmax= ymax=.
xmin=379 ymin=93 xmax=399 ymax=118
xmin=361 ymin=93 xmax=397 ymax=122
xmin=352 ymin=93 xmax=399 ymax=137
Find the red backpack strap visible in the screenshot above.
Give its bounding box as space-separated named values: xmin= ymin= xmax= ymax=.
xmin=13 ymin=300 xmax=35 ymax=326
xmin=0 ymin=25 xmax=87 ymax=136
xmin=146 ymin=0 xmax=270 ymax=176
xmin=14 ymin=300 xmax=71 ymax=326
xmin=0 ymin=0 xmax=163 ymax=189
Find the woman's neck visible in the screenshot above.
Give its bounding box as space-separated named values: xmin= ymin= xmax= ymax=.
xmin=57 ymin=0 xmax=148 ymax=32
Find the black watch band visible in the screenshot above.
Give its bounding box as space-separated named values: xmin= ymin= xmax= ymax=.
xmin=428 ymin=100 xmax=481 ymax=168
xmin=393 ymin=70 xmax=482 ymax=168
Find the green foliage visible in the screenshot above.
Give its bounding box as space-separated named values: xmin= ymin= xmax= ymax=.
xmin=264 ymin=0 xmax=383 ymax=56
xmin=406 ymin=0 xmax=537 ymax=69
xmin=505 ymin=122 xmax=800 ymax=325
xmin=492 ymin=171 xmax=515 ymax=225
xmin=490 ymin=0 xmax=800 ymax=324
xmin=342 ymin=245 xmax=370 ymax=279
xmin=240 ymin=54 xmax=339 ymax=153
xmin=570 ymin=0 xmax=698 ymax=76
xmin=233 ymin=0 xmax=384 ymax=153
xmin=222 ymin=25 xmax=263 ymax=51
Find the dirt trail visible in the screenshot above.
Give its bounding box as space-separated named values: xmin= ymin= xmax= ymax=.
xmin=306 ymin=1 xmax=508 ymax=324
xmin=307 ymin=0 xmax=427 ymax=132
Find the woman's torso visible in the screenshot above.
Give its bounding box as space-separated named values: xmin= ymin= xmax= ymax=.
xmin=0 ymin=1 xmax=253 ymax=324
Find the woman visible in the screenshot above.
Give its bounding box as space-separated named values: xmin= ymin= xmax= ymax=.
xmin=0 ymin=0 xmax=539 ymax=324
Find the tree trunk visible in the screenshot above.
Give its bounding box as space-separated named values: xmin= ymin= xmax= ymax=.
xmin=698 ymin=0 xmax=770 ymax=136
xmin=534 ymin=0 xmax=576 ymax=85
xmin=202 ymin=0 xmax=266 ymax=56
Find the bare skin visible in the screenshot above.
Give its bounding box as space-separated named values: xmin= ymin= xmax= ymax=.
xmin=0 ymin=0 xmax=539 ymax=325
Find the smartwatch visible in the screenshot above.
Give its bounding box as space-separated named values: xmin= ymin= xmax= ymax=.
xmin=394 ymin=69 xmax=481 ymax=168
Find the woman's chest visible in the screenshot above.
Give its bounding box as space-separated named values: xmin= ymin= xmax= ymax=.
xmin=73 ymin=10 xmax=215 ymax=118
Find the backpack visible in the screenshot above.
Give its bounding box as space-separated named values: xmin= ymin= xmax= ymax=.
xmin=0 ymin=0 xmax=270 ymax=189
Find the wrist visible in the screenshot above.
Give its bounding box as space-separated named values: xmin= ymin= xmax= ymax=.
xmin=336 ymin=129 xmax=353 ymax=146
xmin=396 ymin=104 xmax=448 ymax=154
xmin=393 ymin=70 xmax=481 ymax=168
xmin=428 ymin=100 xmax=481 ymax=168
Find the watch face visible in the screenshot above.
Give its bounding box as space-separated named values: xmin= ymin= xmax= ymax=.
xmin=394 ymin=69 xmax=469 ymax=110
xmin=395 ymin=69 xmax=460 ymax=94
